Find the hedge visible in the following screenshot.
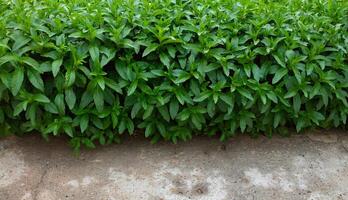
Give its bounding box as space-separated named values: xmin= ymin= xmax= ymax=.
xmin=0 ymin=0 xmax=347 ymax=149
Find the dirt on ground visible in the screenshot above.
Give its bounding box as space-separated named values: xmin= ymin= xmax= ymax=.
xmin=0 ymin=129 xmax=348 ymax=200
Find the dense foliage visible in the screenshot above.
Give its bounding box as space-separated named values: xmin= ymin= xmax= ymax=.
xmin=0 ymin=0 xmax=347 ymax=149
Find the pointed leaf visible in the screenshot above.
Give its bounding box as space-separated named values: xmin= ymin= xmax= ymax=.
xmin=52 ymin=59 xmax=63 ymax=77
xmin=272 ymin=68 xmax=288 ymax=84
xmin=65 ymin=88 xmax=76 ymax=110
xmin=11 ymin=67 xmax=24 ymax=95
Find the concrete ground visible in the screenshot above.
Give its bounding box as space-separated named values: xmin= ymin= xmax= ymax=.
xmin=0 ymin=130 xmax=348 ymax=200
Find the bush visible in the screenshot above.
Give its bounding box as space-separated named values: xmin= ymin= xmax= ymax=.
xmin=0 ymin=0 xmax=347 ymax=149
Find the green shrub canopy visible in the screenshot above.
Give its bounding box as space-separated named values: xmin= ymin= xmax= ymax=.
xmin=0 ymin=0 xmax=347 ymax=149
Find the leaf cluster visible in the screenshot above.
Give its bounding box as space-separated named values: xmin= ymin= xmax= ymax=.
xmin=0 ymin=0 xmax=347 ymax=149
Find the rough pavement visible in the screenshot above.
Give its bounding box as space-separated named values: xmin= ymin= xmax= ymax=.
xmin=1 ymin=129 xmax=348 ymax=200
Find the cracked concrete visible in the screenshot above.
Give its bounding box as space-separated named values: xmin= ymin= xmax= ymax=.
xmin=32 ymin=161 xmax=50 ymax=200
xmin=0 ymin=129 xmax=348 ymax=200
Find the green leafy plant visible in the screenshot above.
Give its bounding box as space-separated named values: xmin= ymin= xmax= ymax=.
xmin=0 ymin=0 xmax=347 ymax=150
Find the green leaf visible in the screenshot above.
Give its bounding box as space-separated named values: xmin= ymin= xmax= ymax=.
xmin=131 ymin=103 xmax=141 ymax=119
xmin=123 ymin=39 xmax=140 ymax=53
xmin=213 ymin=92 xmax=219 ymax=104
xmin=266 ymin=91 xmax=278 ymax=103
xmin=27 ymin=69 xmax=44 ymax=91
xmin=65 ymin=70 xmax=76 ymax=87
xmin=118 ymin=118 xmax=126 ymax=133
xmin=240 ymin=118 xmax=246 ymax=132
xmin=252 ymin=64 xmax=262 ymax=82
xmin=52 ymin=59 xmax=63 ymax=77
xmin=174 ymin=71 xmax=191 ymax=84
xmin=22 ymin=57 xmax=40 ymax=71
xmin=12 ymin=35 xmax=30 ymax=51
xmin=13 ymin=101 xmax=28 ymax=116
xmin=191 ymin=114 xmax=202 ymax=130
xmin=63 ymin=125 xmax=74 ymax=137
xmin=207 ymin=99 xmax=215 ymax=117
xmin=11 ymin=67 xmax=24 ymax=95
xmin=80 ymin=115 xmax=89 ymax=133
xmin=143 ymin=105 xmax=154 ymax=119
xmin=293 ymin=94 xmax=301 ymax=113
xmin=105 ymin=78 xmax=122 ymax=94
xmin=65 ymin=88 xmax=76 ymax=110
xmin=310 ymin=83 xmax=320 ymax=99
xmin=310 ymin=111 xmax=325 ymax=125
xmin=0 ymin=55 xmax=17 ymax=66
xmin=89 ymin=45 xmax=99 ymax=62
xmin=273 ymin=113 xmax=282 ymax=128
xmin=142 ymin=44 xmax=158 ymax=57
xmin=169 ymin=99 xmax=179 ymax=119
xmin=243 ymin=64 xmax=251 ymax=77
xmin=111 ymin=112 xmax=119 ymax=129
xmin=145 ymin=123 xmax=154 ymax=137
xmin=177 ymin=109 xmax=190 ymax=121
xmin=296 ymin=119 xmax=306 ymax=132
xmin=82 ymin=138 xmax=95 ymax=148
xmin=93 ymin=87 xmax=104 ymax=112
xmin=44 ymin=103 xmax=59 ymax=114
xmin=273 ymin=55 xmax=286 ymax=68
xmin=127 ymin=80 xmax=138 ymax=96
xmin=193 ymin=91 xmax=212 ymax=102
xmin=54 ymin=94 xmax=65 ymax=114
xmin=80 ymin=91 xmax=93 ymax=108
xmin=175 ymin=90 xmax=192 ymax=105
xmin=159 ymin=52 xmax=170 ymax=67
xmin=238 ymin=88 xmax=253 ymax=101
xmin=284 ymin=89 xmax=297 ymax=99
xmin=115 ymin=60 xmax=129 ymax=80
xmin=69 ymin=31 xmax=83 ymax=38
xmin=27 ymin=104 xmax=37 ymax=125
xmin=167 ymin=46 xmax=176 ymax=58
xmin=156 ymin=122 xmax=166 ymax=137
xmin=272 ymin=68 xmax=288 ymax=84
xmin=99 ymin=135 xmax=106 ymax=145
xmin=158 ymin=105 xmax=170 ymax=122
xmin=260 ymin=93 xmax=267 ymax=104
xmin=220 ymin=94 xmax=234 ymax=107
xmin=97 ymin=77 xmax=105 ymax=90
xmin=126 ymin=118 xmax=134 ymax=134
xmin=33 ymin=94 xmax=50 ymax=103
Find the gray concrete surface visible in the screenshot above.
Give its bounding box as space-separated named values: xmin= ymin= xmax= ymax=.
xmin=0 ymin=130 xmax=348 ymax=200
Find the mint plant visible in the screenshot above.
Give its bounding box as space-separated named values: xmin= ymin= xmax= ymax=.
xmin=0 ymin=0 xmax=347 ymax=149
